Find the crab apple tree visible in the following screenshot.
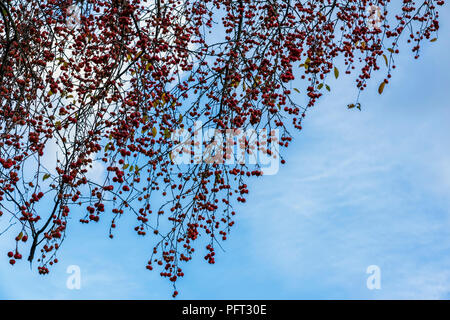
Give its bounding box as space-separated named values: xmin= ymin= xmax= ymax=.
xmin=0 ymin=0 xmax=445 ymax=296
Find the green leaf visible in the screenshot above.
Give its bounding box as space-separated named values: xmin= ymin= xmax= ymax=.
xmin=43 ymin=173 xmax=51 ymax=181
xmin=325 ymin=84 xmax=331 ymax=92
xmin=318 ymin=83 xmax=324 ymax=90
xmin=293 ymin=88 xmax=300 ymax=94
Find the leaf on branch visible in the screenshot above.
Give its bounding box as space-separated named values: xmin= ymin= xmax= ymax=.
xmin=164 ymin=128 xmax=171 ymax=139
xmin=378 ymin=81 xmax=386 ymax=94
xmin=383 ymin=54 xmax=389 ymax=67
xmin=161 ymin=93 xmax=168 ymax=105
xmin=347 ymin=103 xmax=361 ymax=110
xmin=334 ymin=67 xmax=339 ymax=79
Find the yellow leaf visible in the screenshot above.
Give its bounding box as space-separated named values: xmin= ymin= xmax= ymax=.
xmin=152 ymin=127 xmax=157 ymax=137
xmin=334 ymin=67 xmax=339 ymax=79
xmin=383 ymin=54 xmax=389 ymax=67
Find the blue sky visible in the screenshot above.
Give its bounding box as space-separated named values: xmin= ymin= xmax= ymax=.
xmin=1 ymin=6 xmax=450 ymax=299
